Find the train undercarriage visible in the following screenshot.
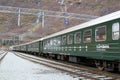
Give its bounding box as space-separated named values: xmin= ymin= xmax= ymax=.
xmin=38 ymin=52 xmax=120 ymax=72
xmin=95 ymin=60 xmax=120 ymax=72
xmin=15 ymin=50 xmax=120 ymax=72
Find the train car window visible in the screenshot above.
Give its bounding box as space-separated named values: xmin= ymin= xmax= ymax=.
xmin=35 ymin=42 xmax=39 ymax=47
xmin=31 ymin=44 xmax=33 ymax=47
xmin=28 ymin=45 xmax=31 ymax=47
xmin=43 ymin=41 xmax=46 ymax=46
xmin=34 ymin=43 xmax=36 ymax=47
xmin=57 ymin=37 xmax=61 ymax=45
xmin=112 ymin=22 xmax=119 ymax=40
xmin=62 ymin=35 xmax=66 ymax=45
xmin=54 ymin=37 xmax=61 ymax=46
xmin=47 ymin=40 xmax=50 ymax=46
xmin=84 ymin=29 xmax=92 ymax=43
xmin=67 ymin=34 xmax=73 ymax=44
xmin=50 ymin=40 xmax=53 ymax=46
xmin=95 ymin=26 xmax=106 ymax=41
xmin=53 ymin=39 xmax=57 ymax=45
xmin=74 ymin=32 xmax=81 ymax=44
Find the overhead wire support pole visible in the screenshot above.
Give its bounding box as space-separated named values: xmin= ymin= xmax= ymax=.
xmin=18 ymin=8 xmax=21 ymax=27
xmin=42 ymin=11 xmax=45 ymax=28
xmin=61 ymin=0 xmax=65 ymax=4
xmin=36 ymin=11 xmax=41 ymax=24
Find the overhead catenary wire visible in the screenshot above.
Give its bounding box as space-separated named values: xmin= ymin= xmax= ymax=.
xmin=0 ymin=5 xmax=99 ymax=27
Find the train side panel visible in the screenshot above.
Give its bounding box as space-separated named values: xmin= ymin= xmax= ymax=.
xmin=42 ymin=18 xmax=120 ymax=62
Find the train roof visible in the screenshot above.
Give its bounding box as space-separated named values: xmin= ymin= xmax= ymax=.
xmin=42 ymin=10 xmax=120 ymax=40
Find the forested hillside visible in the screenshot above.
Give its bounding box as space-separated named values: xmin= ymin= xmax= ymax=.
xmin=0 ymin=0 xmax=120 ymax=42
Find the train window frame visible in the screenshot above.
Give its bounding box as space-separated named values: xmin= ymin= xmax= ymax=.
xmin=49 ymin=39 xmax=52 ymax=46
xmin=43 ymin=41 xmax=47 ymax=46
xmin=32 ymin=43 xmax=35 ymax=47
xmin=53 ymin=39 xmax=57 ymax=46
xmin=56 ymin=37 xmax=61 ymax=45
xmin=95 ymin=26 xmax=106 ymax=42
xmin=67 ymin=34 xmax=73 ymax=44
xmin=74 ymin=32 xmax=81 ymax=44
xmin=62 ymin=35 xmax=66 ymax=45
xmin=28 ymin=44 xmax=31 ymax=48
xmin=34 ymin=43 xmax=36 ymax=47
xmin=35 ymin=42 xmax=39 ymax=47
xmin=83 ymin=29 xmax=92 ymax=43
xmin=47 ymin=40 xmax=50 ymax=46
xmin=112 ymin=22 xmax=119 ymax=40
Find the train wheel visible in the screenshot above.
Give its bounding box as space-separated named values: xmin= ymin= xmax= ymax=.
xmin=95 ymin=60 xmax=105 ymax=71
xmin=98 ymin=66 xmax=104 ymax=71
xmin=119 ymin=63 xmax=120 ymax=72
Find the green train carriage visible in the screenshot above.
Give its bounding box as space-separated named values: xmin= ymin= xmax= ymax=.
xmin=12 ymin=43 xmax=27 ymax=53
xmin=14 ymin=45 xmax=21 ymax=52
xmin=42 ymin=11 xmax=120 ymax=71
xmin=26 ymin=39 xmax=43 ymax=55
xmin=12 ymin=39 xmax=43 ymax=55
xmin=20 ymin=45 xmax=27 ymax=52
xmin=12 ymin=11 xmax=120 ymax=71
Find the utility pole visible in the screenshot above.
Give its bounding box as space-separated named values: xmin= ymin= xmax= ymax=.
xmin=61 ymin=0 xmax=65 ymax=5
xmin=18 ymin=8 xmax=21 ymax=27
xmin=42 ymin=11 xmax=45 ymax=28
xmin=36 ymin=11 xmax=41 ymax=24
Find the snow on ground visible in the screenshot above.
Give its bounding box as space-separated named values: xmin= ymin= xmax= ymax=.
xmin=0 ymin=52 xmax=80 ymax=80
xmin=0 ymin=50 xmax=5 ymax=54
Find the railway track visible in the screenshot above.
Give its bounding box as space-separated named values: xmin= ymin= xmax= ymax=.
xmin=14 ymin=52 xmax=120 ymax=80
xmin=0 ymin=51 xmax=8 ymax=61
